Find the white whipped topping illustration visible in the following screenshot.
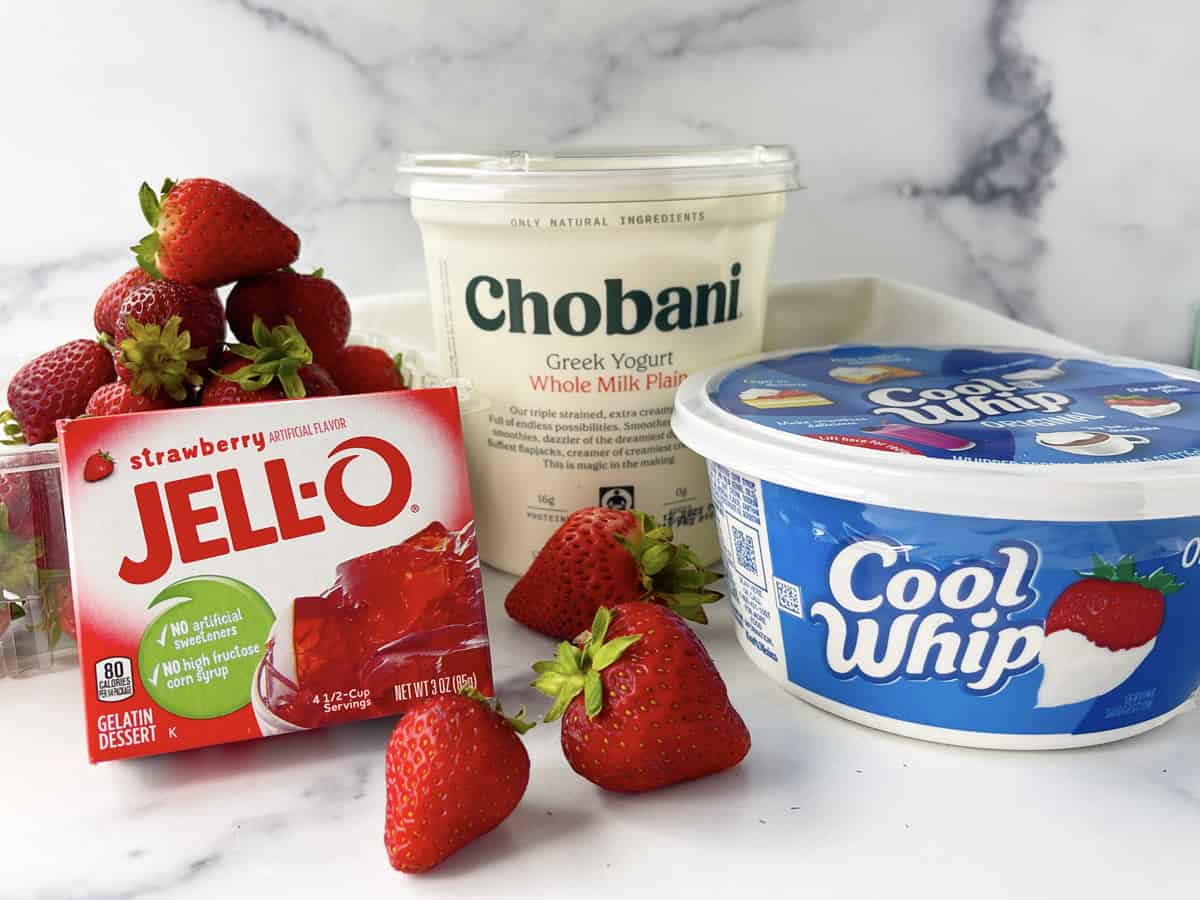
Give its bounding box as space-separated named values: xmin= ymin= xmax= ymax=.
xmin=829 ymin=365 xmax=885 ymax=380
xmin=1108 ymin=399 xmax=1181 ymax=419
xmin=739 ymin=388 xmax=781 ymax=400
xmin=1005 ymin=360 xmax=1067 ymax=383
xmin=1036 ymin=629 xmax=1156 ymax=708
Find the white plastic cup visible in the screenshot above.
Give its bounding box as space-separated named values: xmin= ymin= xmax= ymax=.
xmin=396 ymin=146 xmax=800 ymax=574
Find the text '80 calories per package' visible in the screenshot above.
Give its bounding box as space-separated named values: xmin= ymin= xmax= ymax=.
xmin=58 ymin=388 xmax=493 ymax=762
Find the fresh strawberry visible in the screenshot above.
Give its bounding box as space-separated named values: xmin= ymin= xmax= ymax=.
xmin=0 ymin=468 xmax=68 ymax=604
xmin=201 ymin=319 xmax=328 ymax=406
xmin=384 ymin=687 xmax=532 ymax=873
xmin=0 ymin=471 xmax=35 ymax=539
xmin=226 ymin=269 xmax=351 ymax=365
xmin=533 ymin=604 xmax=750 ymax=793
xmin=131 ymin=178 xmax=299 ymax=288
xmin=86 ymin=382 xmax=176 ymax=417
xmin=49 ymin=576 xmax=75 ymax=640
xmin=328 ymin=345 xmax=406 ymax=394
xmin=83 ymin=451 xmax=114 ymax=483
xmin=201 ymin=357 xmax=285 ymax=406
xmin=1045 ymin=556 xmax=1179 ymax=651
xmin=93 ymin=267 xmax=153 ymax=337
xmin=299 ymin=363 xmax=340 ymax=397
xmin=505 ymin=508 xmax=721 ymax=639
xmin=113 ymin=279 xmax=223 ymax=400
xmin=0 ymin=519 xmax=40 ymax=598
xmin=5 ymin=340 xmax=115 ymax=444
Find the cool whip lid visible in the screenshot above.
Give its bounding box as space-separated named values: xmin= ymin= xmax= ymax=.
xmin=395 ymin=145 xmax=800 ymax=203
xmin=673 ymin=345 xmax=1200 ymax=521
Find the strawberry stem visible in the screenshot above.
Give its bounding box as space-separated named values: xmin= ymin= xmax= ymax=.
xmin=221 ymin=316 xmax=315 ymax=399
xmin=1077 ymin=554 xmax=1184 ymax=596
xmin=458 ymin=685 xmax=536 ymax=735
xmin=117 ymin=315 xmax=206 ymax=401
xmin=131 ymin=180 xmax=170 ymax=278
xmin=531 ymin=607 xmax=641 ymax=722
xmin=616 ymin=510 xmax=723 ymax=624
xmin=0 ymin=410 xmax=27 ymax=446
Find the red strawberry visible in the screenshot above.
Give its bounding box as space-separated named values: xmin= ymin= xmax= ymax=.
xmin=0 ymin=471 xmax=35 ymax=539
xmin=0 ymin=519 xmax=39 ymax=598
xmin=226 ymin=269 xmax=351 ymax=365
xmin=131 ymin=178 xmax=299 ymax=288
xmin=114 ymin=280 xmax=224 ymax=399
xmin=49 ymin=577 xmax=75 ymax=640
xmin=328 ymin=345 xmax=406 ymax=394
xmin=86 ymin=382 xmax=176 ymax=417
xmin=0 ymin=464 xmax=67 ymax=581
xmin=384 ymin=687 xmax=532 ymax=873
xmin=1045 ymin=556 xmax=1179 ymax=651
xmin=299 ymin=363 xmax=340 ymax=398
xmin=505 ymin=507 xmax=721 ymax=639
xmin=83 ymin=451 xmax=115 ymax=483
xmin=533 ymin=604 xmax=750 ymax=793
xmin=93 ymin=267 xmax=152 ymax=337
xmin=201 ymin=357 xmax=286 ymax=406
xmin=5 ymin=340 xmax=115 ymax=443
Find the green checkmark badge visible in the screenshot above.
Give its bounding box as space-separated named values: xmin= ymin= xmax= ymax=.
xmin=137 ymin=576 xmax=275 ymax=719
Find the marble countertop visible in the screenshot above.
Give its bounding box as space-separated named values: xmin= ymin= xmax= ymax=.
xmin=5 ymin=565 xmax=1198 ymax=900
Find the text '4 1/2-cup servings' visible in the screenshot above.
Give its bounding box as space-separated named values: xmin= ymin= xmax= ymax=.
xmin=673 ymin=344 xmax=1200 ymax=749
xmin=57 ymin=388 xmax=492 ymax=762
xmin=396 ymin=146 xmax=800 ymax=574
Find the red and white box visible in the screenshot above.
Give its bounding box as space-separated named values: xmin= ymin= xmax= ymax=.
xmin=57 ymin=388 xmax=492 ymax=762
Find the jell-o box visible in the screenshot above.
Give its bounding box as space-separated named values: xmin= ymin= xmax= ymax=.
xmin=58 ymin=388 xmax=492 ymax=762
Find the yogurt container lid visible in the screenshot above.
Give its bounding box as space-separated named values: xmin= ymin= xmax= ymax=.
xmin=673 ymin=344 xmax=1200 ymax=521
xmin=395 ymin=145 xmax=801 ymax=203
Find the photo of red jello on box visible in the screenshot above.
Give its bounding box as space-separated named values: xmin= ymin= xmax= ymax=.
xmin=57 ymin=386 xmax=492 ymax=762
xmin=255 ymin=521 xmax=490 ymax=732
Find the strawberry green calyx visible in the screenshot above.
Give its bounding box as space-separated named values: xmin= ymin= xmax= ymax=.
xmin=223 ymin=316 xmax=314 ymax=399
xmin=459 ymin=685 xmax=536 ymax=735
xmin=130 ymin=179 xmax=176 ymax=279
xmin=1079 ymin=554 xmax=1184 ymax=595
xmin=118 ymin=316 xmax=206 ymax=401
xmin=617 ymin=510 xmax=723 ymax=624
xmin=532 ymin=607 xmax=642 ymax=722
xmin=0 ymin=410 xmax=26 ymax=445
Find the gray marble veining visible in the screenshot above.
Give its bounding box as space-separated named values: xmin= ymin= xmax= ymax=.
xmin=0 ymin=0 xmax=1197 ymax=374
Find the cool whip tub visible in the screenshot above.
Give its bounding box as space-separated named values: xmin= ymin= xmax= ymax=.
xmin=397 ymin=146 xmax=800 ymax=573
xmin=673 ymin=344 xmax=1200 ymax=749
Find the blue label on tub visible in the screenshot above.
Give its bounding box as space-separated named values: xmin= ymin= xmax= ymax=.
xmin=714 ymin=346 xmax=1200 ymax=464
xmin=707 ymin=462 xmax=1200 ymax=738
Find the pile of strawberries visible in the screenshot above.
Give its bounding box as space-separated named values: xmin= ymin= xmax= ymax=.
xmin=2 ymin=177 xmax=407 ymax=446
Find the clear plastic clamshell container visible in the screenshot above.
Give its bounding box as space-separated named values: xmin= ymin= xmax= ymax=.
xmin=0 ymin=444 xmax=76 ymax=677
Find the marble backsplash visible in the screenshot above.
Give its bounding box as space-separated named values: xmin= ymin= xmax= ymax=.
xmin=1 ymin=0 xmax=1196 ymax=372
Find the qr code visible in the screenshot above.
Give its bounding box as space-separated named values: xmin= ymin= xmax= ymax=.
xmin=774 ymin=578 xmax=803 ymax=617
xmin=731 ymin=525 xmax=759 ymax=576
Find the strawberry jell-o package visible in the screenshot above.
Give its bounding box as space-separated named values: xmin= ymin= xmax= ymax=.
xmin=57 ymin=388 xmax=493 ymax=762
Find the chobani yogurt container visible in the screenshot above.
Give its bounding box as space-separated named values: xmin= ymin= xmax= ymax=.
xmin=397 ymin=146 xmax=800 ymax=574
xmin=673 ymin=344 xmax=1200 ymax=749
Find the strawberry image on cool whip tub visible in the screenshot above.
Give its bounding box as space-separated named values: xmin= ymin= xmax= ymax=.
xmin=1037 ymin=556 xmax=1181 ymax=708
